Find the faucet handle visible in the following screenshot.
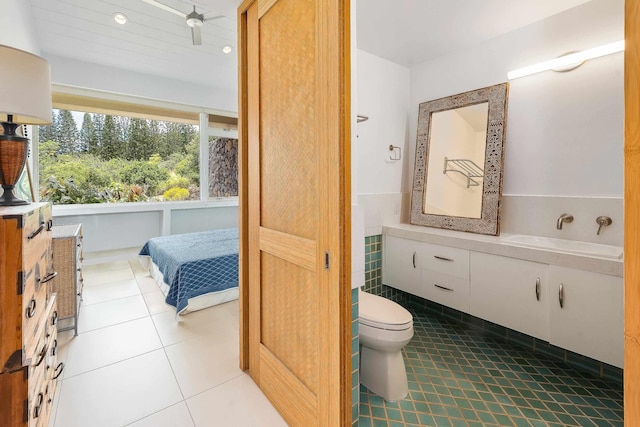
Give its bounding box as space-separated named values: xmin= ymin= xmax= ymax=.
xmin=596 ymin=216 xmax=612 ymax=235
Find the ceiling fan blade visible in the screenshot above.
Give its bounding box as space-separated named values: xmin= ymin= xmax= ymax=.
xmin=140 ymin=0 xmax=186 ymax=18
xmin=191 ymin=26 xmax=202 ymax=45
xmin=203 ymin=14 xmax=224 ymax=22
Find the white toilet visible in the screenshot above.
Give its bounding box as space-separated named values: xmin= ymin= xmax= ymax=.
xmin=358 ymin=288 xmax=414 ymax=401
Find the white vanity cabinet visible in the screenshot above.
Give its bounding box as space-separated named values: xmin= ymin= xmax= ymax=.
xmin=548 ymin=266 xmax=623 ymax=368
xmin=470 ymin=252 xmax=549 ymax=340
xmin=422 ymin=244 xmax=470 ymax=313
xmin=383 ymin=236 xmax=422 ymax=296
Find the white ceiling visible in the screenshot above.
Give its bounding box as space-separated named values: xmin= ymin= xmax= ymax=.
xmin=28 ymin=0 xmax=593 ymax=93
xmin=356 ymin=0 xmax=593 ymax=67
xmin=29 ymin=0 xmax=240 ymax=89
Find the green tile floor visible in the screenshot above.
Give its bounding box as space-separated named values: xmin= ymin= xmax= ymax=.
xmin=358 ymin=307 xmax=623 ymax=427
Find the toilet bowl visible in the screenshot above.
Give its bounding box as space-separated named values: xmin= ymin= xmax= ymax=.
xmin=359 ymin=289 xmax=414 ymax=401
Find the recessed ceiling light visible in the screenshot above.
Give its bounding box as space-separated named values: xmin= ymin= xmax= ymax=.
xmin=222 ymin=46 xmax=232 ymax=54
xmin=113 ymin=12 xmax=128 ymax=25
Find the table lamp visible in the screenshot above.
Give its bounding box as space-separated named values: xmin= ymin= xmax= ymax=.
xmin=0 ymin=45 xmax=52 ymax=206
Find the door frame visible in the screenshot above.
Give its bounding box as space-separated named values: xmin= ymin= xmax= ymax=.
xmin=237 ymin=0 xmax=352 ymax=425
xmin=625 ymin=0 xmax=639 ymax=423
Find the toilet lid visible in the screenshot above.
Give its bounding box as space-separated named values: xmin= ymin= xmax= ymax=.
xmin=359 ymin=290 xmax=413 ymax=330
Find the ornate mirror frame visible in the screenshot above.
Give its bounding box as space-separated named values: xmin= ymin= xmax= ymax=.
xmin=410 ymin=83 xmax=509 ymax=235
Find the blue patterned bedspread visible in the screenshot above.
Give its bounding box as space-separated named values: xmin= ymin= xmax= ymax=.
xmin=139 ymin=229 xmax=239 ymax=313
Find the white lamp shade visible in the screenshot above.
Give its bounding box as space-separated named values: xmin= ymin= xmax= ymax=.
xmin=0 ymin=45 xmax=52 ymax=125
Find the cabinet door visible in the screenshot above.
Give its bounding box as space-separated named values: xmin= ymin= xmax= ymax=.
xmin=548 ymin=266 xmax=623 ymax=368
xmin=470 ymin=252 xmax=549 ymax=340
xmin=382 ymin=236 xmax=422 ymax=296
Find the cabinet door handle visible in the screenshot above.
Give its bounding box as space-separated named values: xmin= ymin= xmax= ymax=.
xmin=434 ymin=284 xmax=454 ymax=292
xmin=412 ymin=251 xmax=416 ymax=268
xmin=25 ymin=299 xmax=37 ymax=318
xmin=39 ymin=271 xmax=57 ymax=284
xmin=53 ymin=363 xmax=65 ymax=380
xmin=434 ymin=255 xmax=454 ymax=262
xmin=28 ymin=223 xmax=45 ymax=240
xmin=34 ymin=343 xmax=48 ymax=367
xmin=559 ymin=283 xmax=565 ymax=308
xmin=32 ymin=393 xmax=44 ymax=419
xmin=51 ymin=310 xmax=58 ymax=326
xmin=535 ymin=278 xmax=541 ymax=301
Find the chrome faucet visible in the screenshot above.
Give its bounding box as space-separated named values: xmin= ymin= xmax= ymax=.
xmin=596 ymin=216 xmax=612 ymax=235
xmin=557 ymin=214 xmax=574 ymax=230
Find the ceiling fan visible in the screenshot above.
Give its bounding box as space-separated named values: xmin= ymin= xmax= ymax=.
xmin=140 ymin=0 xmax=224 ymax=45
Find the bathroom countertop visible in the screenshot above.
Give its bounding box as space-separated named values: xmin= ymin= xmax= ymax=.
xmin=383 ymin=224 xmax=623 ymax=277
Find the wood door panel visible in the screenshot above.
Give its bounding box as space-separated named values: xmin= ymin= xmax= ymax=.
xmin=259 ymin=0 xmax=317 ymax=240
xmin=260 ymin=346 xmax=316 ymax=426
xmin=240 ymin=0 xmax=350 ymax=424
xmin=260 ymin=252 xmax=318 ymax=392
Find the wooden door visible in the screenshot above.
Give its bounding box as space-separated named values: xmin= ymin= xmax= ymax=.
xmin=238 ymin=1 xmax=351 ymax=426
xmin=625 ymin=0 xmax=640 ymax=423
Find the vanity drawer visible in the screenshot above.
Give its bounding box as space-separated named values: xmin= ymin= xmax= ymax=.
xmin=422 ymin=270 xmax=470 ymax=313
xmin=422 ymin=243 xmax=469 ymax=280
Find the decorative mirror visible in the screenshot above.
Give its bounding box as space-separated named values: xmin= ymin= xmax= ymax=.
xmin=410 ymin=83 xmax=509 ymax=235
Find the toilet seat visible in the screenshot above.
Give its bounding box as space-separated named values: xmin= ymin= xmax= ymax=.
xmin=360 ymin=317 xmax=412 ymax=331
xmin=359 ymin=289 xmax=413 ymax=331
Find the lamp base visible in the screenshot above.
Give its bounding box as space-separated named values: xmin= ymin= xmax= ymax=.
xmin=0 ymin=185 xmax=28 ymax=206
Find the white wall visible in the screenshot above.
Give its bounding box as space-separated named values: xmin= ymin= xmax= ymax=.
xmin=356 ymin=50 xmax=410 ymax=195
xmin=0 ymin=0 xmax=41 ymax=54
xmin=408 ymin=0 xmax=623 ymax=197
xmin=357 ymin=0 xmax=624 ymax=242
xmin=47 ymin=55 xmax=238 ymax=113
xmin=356 ymin=50 xmax=410 ymax=235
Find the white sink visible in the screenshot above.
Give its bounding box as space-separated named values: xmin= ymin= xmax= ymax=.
xmin=501 ymin=235 xmax=623 ymax=260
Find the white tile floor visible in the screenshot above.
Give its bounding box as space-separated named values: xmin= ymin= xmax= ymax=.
xmin=49 ymin=258 xmax=287 ymax=427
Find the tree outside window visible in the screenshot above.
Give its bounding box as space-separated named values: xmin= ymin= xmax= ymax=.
xmin=38 ymin=109 xmax=200 ymax=204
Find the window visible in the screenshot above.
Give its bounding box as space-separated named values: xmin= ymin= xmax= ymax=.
xmin=34 ymin=88 xmax=239 ymax=205
xmin=38 ymin=109 xmax=200 ymax=203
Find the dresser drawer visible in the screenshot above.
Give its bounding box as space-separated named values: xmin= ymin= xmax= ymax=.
xmin=22 ymin=261 xmax=52 ymax=360
xmin=422 ymin=270 xmax=470 ymax=313
xmin=422 ymin=243 xmax=469 ymax=280
xmin=27 ymin=373 xmax=47 ymax=427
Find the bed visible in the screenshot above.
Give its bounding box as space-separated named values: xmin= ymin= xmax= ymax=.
xmin=138 ymin=228 xmax=239 ymax=315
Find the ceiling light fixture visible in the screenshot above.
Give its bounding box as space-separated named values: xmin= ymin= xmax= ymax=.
xmin=507 ymin=40 xmax=624 ymax=80
xmin=113 ymin=12 xmax=128 ymax=25
xmin=222 ymin=46 xmax=232 ymax=54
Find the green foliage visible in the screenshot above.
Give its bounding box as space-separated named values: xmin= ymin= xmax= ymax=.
xmin=163 ymin=187 xmax=190 ymax=201
xmin=37 ymin=111 xmax=201 ymax=204
xmin=41 ymin=176 xmax=111 ymax=204
xmin=120 ymin=161 xmax=169 ymax=194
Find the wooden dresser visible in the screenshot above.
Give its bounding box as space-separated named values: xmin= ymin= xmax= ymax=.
xmin=0 ymin=203 xmax=63 ymax=427
xmin=51 ymin=224 xmax=83 ymax=336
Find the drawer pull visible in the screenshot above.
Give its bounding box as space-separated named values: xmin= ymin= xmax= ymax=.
xmin=33 ymin=393 xmax=44 ymax=419
xmin=559 ymin=283 xmax=565 ymax=308
xmin=51 ymin=339 xmax=58 ymax=356
xmin=412 ymin=251 xmax=416 ymax=268
xmin=46 ymin=219 xmax=53 ymax=231
xmin=535 ymin=278 xmax=541 ymax=301
xmin=434 ymin=284 xmax=454 ymax=292
xmin=34 ymin=343 xmax=48 ymax=367
xmin=51 ymin=310 xmax=58 ymax=326
xmin=434 ymin=255 xmax=454 ymax=262
xmin=25 ymin=299 xmax=37 ymax=318
xmin=53 ymin=363 xmax=65 ymax=380
xmin=28 ymin=223 xmax=45 ymax=240
xmin=40 ymin=271 xmax=58 ymax=284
